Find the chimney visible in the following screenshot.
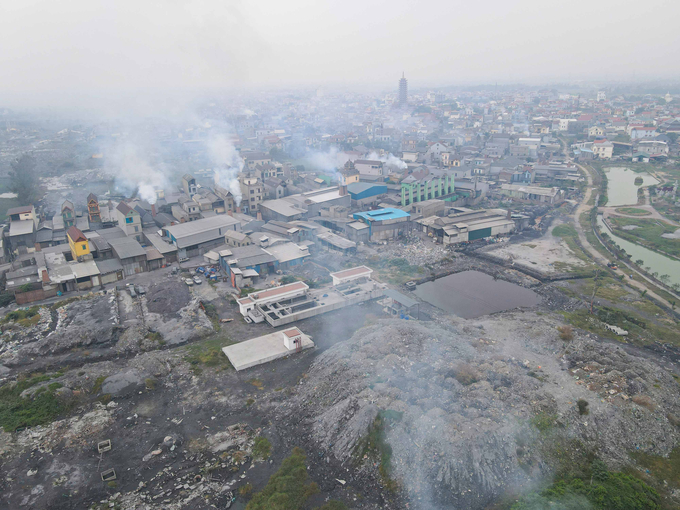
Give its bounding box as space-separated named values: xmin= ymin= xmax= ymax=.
xmin=236 ymin=206 xmax=242 ymax=214
xmin=507 ymin=210 xmax=512 ymax=220
xmin=41 ymin=269 xmax=49 ymax=283
xmin=151 ymin=204 xmax=156 ymax=217
xmin=257 ymin=211 xmax=262 ymax=221
xmin=227 ymin=209 xmax=233 ymax=217
xmin=339 ymin=184 xmax=347 ymax=196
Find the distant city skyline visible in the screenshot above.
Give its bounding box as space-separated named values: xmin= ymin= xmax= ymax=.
xmin=1 ymin=0 xmax=679 ymax=108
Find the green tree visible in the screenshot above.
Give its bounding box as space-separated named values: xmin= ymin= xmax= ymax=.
xmin=9 ymin=154 xmax=40 ymax=204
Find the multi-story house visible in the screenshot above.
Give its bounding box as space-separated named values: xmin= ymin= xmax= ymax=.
xmin=116 ymin=202 xmax=142 ymax=241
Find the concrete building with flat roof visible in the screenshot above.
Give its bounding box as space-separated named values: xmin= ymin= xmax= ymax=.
xmin=329 ymin=266 xmax=373 ymax=285
xmin=222 ymin=327 xmax=314 ymax=371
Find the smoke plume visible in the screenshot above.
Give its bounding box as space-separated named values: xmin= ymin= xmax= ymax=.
xmin=367 ymin=151 xmax=407 ymax=170
xmin=306 ymin=146 xmax=349 ymax=179
xmin=107 ymin=142 xmax=169 ymax=204
xmin=207 ymin=134 xmax=244 ymax=205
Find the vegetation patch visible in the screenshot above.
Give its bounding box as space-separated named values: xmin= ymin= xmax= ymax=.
xmin=0 ymin=373 xmax=72 ymax=431
xmin=353 ymin=410 xmax=403 ymax=492
xmin=511 ymin=459 xmax=660 ymax=509
xmin=530 ymin=412 xmax=558 ymax=433
xmin=246 ymin=447 xmax=319 ymax=510
xmin=1 ymin=306 xmax=41 ymax=325
xmin=252 ymin=436 xmax=271 ymax=460
xmin=615 ymin=207 xmax=651 ymax=216
xmin=609 ymin=216 xmax=680 ymax=259
xmin=631 ymin=447 xmax=680 ymax=490
xmin=184 ymin=336 xmax=233 ymax=373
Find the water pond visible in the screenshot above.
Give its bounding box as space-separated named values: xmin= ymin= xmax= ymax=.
xmin=605 ymin=167 xmax=658 ymax=207
xmin=414 ymin=270 xmax=541 ymax=318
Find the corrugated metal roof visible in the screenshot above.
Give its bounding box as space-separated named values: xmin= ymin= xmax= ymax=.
xmin=109 ymin=237 xmax=146 ymax=259
xmin=96 ymin=258 xmax=123 ymax=274
xmin=384 ymin=289 xmax=419 ymax=308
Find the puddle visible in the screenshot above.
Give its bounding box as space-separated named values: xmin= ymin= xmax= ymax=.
xmin=414 ymin=271 xmax=541 ymax=318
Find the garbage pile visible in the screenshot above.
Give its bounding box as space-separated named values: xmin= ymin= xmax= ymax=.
xmin=289 ymin=317 xmax=680 ymax=509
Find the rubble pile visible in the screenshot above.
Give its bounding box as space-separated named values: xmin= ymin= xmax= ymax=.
xmin=290 ymin=318 xmax=680 ymax=509
xmin=381 ymin=236 xmax=449 ymax=266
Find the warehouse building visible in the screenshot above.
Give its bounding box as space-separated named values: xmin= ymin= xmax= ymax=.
xmin=416 ymin=209 xmax=515 ymax=245
xmin=164 ymin=215 xmax=241 ymax=259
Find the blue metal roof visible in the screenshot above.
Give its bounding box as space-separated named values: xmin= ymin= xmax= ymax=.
xmin=353 ymin=208 xmax=410 ymax=222
xmin=347 ymin=183 xmax=387 ymax=200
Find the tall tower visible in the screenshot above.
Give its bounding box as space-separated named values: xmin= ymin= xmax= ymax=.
xmin=399 ymin=72 xmax=408 ymax=106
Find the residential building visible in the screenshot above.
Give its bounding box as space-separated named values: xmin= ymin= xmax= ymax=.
xmin=355 ymin=160 xmax=384 ymax=180
xmin=637 ymin=140 xmax=669 ymax=156
xmin=182 ymin=174 xmax=197 ymax=197
xmin=240 ymin=176 xmax=264 ymax=215
xmin=592 ymin=140 xmax=614 ymax=159
xmin=67 ymin=226 xmax=91 ymax=261
xmin=87 ymin=193 xmax=101 ymax=223
xmin=116 ymin=202 xmax=142 ymax=241
xmin=61 ymin=200 xmax=76 ymax=229
xmin=339 ymin=160 xmax=360 ymax=186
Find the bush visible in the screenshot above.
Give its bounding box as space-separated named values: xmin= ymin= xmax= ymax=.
xmin=577 ymin=399 xmax=589 ymax=416
xmin=557 ymin=325 xmax=573 ymax=341
xmin=252 ymin=436 xmax=271 ymax=460
xmin=0 ymin=293 xmax=15 ymax=307
xmin=280 ymin=275 xmax=298 ymax=285
xmin=246 ymin=447 xmax=319 ymax=510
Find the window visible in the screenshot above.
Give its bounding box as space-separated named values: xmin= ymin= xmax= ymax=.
xmin=250 ymin=190 xmax=254 ymax=194
xmin=134 ymin=226 xmax=139 ymax=232
xmin=82 ymin=244 xmax=87 ymax=250
xmin=125 ymin=217 xmax=133 ymax=224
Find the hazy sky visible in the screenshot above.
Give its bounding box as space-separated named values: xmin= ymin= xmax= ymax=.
xmin=1 ymin=0 xmax=679 ymax=108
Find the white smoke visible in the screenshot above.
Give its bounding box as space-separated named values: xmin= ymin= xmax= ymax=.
xmin=367 ymin=151 xmax=407 ymax=171
xmin=108 ymin=142 xmax=169 ymax=204
xmin=207 ymin=134 xmax=244 ymax=205
xmin=306 ymin=146 xmax=349 ymax=179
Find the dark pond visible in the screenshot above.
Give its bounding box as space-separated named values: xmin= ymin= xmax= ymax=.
xmin=413 ymin=270 xmax=541 ymax=318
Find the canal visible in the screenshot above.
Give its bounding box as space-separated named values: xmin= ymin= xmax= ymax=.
xmin=413 ymin=270 xmax=541 ymax=318
xmin=597 ymin=215 xmax=680 ymax=287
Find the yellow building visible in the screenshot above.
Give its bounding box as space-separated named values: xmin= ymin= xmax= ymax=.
xmin=67 ymin=226 xmax=90 ymax=260
xmin=339 ymin=160 xmax=360 ymax=185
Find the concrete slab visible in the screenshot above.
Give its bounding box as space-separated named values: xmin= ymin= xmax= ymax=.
xmin=222 ymin=331 xmax=314 ymax=371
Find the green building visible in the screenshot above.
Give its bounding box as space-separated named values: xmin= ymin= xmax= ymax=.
xmin=401 ymin=174 xmax=455 ymax=206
